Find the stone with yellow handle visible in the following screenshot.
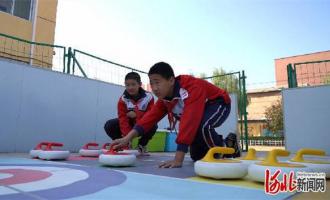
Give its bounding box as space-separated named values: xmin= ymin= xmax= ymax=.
xmin=289 ymin=148 xmax=330 ymax=178
xmin=291 ymin=148 xmax=328 ymax=164
xmin=201 ymin=147 xmax=240 ymax=163
xmin=238 ymin=148 xmax=265 ymax=167
xmin=248 ymin=149 xmax=308 ymax=182
xmin=241 ymin=148 xmax=258 ymax=160
xmin=259 ymin=149 xmax=305 ymax=167
xmin=194 ymin=147 xmax=248 ymax=179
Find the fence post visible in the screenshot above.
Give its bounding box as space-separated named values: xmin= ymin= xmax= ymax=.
xmin=72 ymin=49 xmax=76 ymax=74
xmin=287 ymin=64 xmax=292 ymax=88
xmin=62 ymin=47 xmax=66 ymax=73
xmin=239 ymin=71 xmax=244 ymax=151
xmin=242 ymin=70 xmax=249 ymax=151
xmin=292 ymin=65 xmax=298 ymax=87
xmin=287 ymin=63 xmax=298 ymax=88
xmin=66 ymin=47 xmax=72 ymax=74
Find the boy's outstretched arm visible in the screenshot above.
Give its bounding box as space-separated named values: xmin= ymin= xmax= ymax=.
xmin=159 ymin=151 xmax=185 ymax=168
xmin=112 ymin=129 xmax=139 ymax=149
xmin=113 ymin=100 xmax=167 ymax=150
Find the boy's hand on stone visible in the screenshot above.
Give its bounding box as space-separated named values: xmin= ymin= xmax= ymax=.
xmin=112 ymin=137 xmax=130 ymax=150
xmin=159 ymin=160 xmax=182 ymax=168
xmin=126 ymin=111 xmax=137 ymax=119
xmin=112 ymin=130 xmax=139 ymax=150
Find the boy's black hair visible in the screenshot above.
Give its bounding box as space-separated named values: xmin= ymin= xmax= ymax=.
xmin=148 ymin=62 xmax=175 ymax=80
xmin=125 ymin=72 xmax=141 ymax=83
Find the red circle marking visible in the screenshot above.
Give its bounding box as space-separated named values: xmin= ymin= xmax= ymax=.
xmin=0 ymin=169 xmax=51 ymax=185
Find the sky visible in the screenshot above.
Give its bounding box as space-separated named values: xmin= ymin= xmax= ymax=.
xmin=54 ymin=0 xmax=330 ymax=89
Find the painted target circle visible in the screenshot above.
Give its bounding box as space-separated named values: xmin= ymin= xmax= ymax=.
xmin=0 ymin=173 xmax=13 ymax=180
xmin=0 ymin=168 xmax=51 ymax=185
xmin=0 ymin=164 xmax=126 ymax=199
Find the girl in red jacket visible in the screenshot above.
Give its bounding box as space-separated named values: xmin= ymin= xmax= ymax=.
xmin=104 ymin=72 xmax=157 ymax=155
xmin=112 ymin=62 xmax=233 ymax=167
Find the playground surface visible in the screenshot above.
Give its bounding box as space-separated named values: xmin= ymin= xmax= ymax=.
xmin=0 ymin=152 xmax=329 ymax=200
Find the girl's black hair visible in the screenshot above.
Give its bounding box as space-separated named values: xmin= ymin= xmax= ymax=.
xmin=125 ymin=72 xmax=141 ymax=83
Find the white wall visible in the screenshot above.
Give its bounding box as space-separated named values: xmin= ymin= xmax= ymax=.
xmin=0 ymin=60 xmax=122 ymax=152
xmin=0 ymin=59 xmax=238 ymax=152
xmin=282 ymin=85 xmax=330 ymax=155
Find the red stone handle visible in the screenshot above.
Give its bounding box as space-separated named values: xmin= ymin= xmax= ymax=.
xmin=45 ymin=142 xmax=63 ymax=150
xmin=34 ymin=141 xmax=51 ymax=150
xmin=102 ymin=143 xmax=111 ymax=150
xmin=82 ymin=142 xmax=99 ymax=150
xmin=103 ymin=144 xmax=129 ymax=155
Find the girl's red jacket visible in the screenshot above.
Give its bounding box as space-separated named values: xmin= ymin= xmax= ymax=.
xmin=118 ymin=88 xmax=154 ymax=136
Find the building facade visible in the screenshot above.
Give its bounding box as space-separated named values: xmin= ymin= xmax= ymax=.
xmin=275 ymin=50 xmax=330 ymax=88
xmin=247 ymin=50 xmax=330 ymax=137
xmin=246 ymin=88 xmax=281 ymax=137
xmin=0 ymin=0 xmax=58 ymax=68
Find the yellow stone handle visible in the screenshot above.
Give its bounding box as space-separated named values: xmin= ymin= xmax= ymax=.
xmin=258 ymin=149 xmax=305 ymax=167
xmin=202 ymin=147 xmax=234 ymax=162
xmin=291 ymin=148 xmax=326 ymax=162
xmin=262 ymin=149 xmax=290 ymax=165
xmin=241 ymin=148 xmax=257 ymax=160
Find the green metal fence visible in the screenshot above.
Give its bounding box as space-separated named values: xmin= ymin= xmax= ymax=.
xmin=203 ymin=71 xmax=249 ymax=151
xmin=0 ymin=32 xmax=147 ymax=86
xmin=0 ymin=32 xmax=66 ymax=71
xmin=69 ymin=48 xmax=148 ymax=86
xmin=287 ymin=60 xmax=330 ymax=88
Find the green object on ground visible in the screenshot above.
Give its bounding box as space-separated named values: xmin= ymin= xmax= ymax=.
xmin=132 ymin=130 xmax=167 ymax=152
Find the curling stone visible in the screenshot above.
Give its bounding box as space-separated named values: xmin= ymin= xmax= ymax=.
xmin=248 ymin=149 xmax=307 ymax=182
xmin=121 ymin=149 xmax=139 ymax=155
xmin=289 ymin=148 xmax=330 ymax=178
xmin=120 ymin=145 xmax=139 ymax=156
xmin=101 ymin=143 xmax=111 ymax=154
xmin=79 ymin=142 xmax=101 ymax=157
xmin=239 ymin=148 xmax=263 ymax=166
xmin=102 ymin=143 xmax=138 ymax=155
xmin=194 ymin=147 xmax=248 ymax=179
xmin=99 ymin=146 xmax=136 ymax=167
xmin=29 ymin=141 xmax=51 ymax=158
xmin=38 ymin=142 xmax=70 ymax=160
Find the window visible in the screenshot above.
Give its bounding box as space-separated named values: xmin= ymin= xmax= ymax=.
xmin=0 ymin=0 xmax=13 ymax=13
xmin=0 ymin=0 xmax=32 ymax=20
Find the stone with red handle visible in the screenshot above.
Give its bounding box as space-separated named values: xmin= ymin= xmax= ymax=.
xmin=38 ymin=142 xmax=70 ymax=160
xmin=79 ymin=142 xmax=101 ymax=157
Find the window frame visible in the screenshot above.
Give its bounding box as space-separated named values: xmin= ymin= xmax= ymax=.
xmin=0 ymin=0 xmax=34 ymax=21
